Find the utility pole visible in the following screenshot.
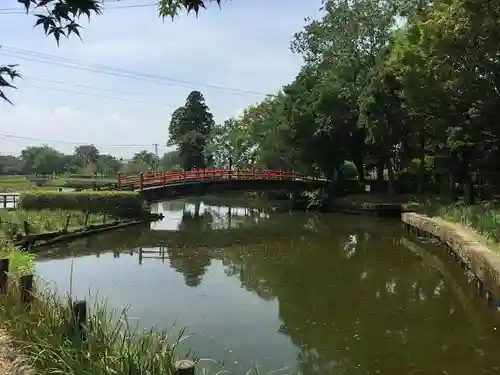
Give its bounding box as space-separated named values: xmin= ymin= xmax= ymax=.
xmin=152 ymin=143 xmax=160 ymax=172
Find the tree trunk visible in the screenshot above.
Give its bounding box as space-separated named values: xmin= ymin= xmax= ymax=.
xmin=386 ymin=157 xmax=396 ymax=195
xmin=464 ymin=179 xmax=475 ymax=205
xmin=416 ymin=138 xmax=426 ymax=194
xmin=376 ymin=159 xmax=385 ymax=193
xmin=352 ymin=157 xmax=365 ymax=184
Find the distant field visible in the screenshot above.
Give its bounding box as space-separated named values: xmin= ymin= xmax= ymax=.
xmin=0 ymin=175 xmax=116 ymax=192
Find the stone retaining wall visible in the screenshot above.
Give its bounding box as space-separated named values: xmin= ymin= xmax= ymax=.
xmin=402 ymin=212 xmax=500 ymax=307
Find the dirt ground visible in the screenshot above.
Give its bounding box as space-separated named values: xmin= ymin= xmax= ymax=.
xmin=0 ymin=329 xmax=33 ymax=375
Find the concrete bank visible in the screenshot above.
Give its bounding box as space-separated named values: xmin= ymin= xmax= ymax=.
xmin=402 ymin=212 xmax=500 ymax=308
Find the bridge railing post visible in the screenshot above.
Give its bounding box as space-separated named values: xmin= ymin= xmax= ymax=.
xmin=280 ymin=170 xmax=283 ymax=180
xmin=139 ymin=173 xmax=144 ymax=190
xmin=117 ymin=173 xmax=121 ymax=188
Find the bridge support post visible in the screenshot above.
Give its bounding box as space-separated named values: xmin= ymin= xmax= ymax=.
xmin=290 ymin=190 xmax=307 ymax=210
xmin=117 ymin=173 xmax=121 ymax=189
xmin=139 ymin=173 xmax=144 ymax=190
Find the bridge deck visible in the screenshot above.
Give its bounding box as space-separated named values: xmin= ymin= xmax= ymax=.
xmin=116 ymin=169 xmax=329 ymax=192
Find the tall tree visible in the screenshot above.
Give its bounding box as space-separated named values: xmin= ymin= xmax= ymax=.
xmin=168 ymin=91 xmax=215 ymax=170
xmin=73 ymin=144 xmax=100 ymax=169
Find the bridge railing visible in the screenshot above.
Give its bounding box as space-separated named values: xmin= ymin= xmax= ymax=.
xmin=117 ymin=169 xmax=322 ymax=190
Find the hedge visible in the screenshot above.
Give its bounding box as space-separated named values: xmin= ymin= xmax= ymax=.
xmin=18 ymin=191 xmax=148 ymax=218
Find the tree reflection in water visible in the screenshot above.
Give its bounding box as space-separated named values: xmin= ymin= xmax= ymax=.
xmin=165 ymin=218 xmax=500 ymax=374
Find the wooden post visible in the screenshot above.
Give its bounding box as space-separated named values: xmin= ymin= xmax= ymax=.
xmin=3 ymin=195 xmax=6 ymax=208
xmin=84 ymin=212 xmax=90 ymax=227
xmin=23 ymin=221 xmax=30 ymax=235
xmin=175 ymin=360 xmax=195 ymax=375
xmin=138 ymin=247 xmax=143 ymax=265
xmin=72 ymin=300 xmax=87 ymax=341
xmin=0 ymin=258 xmax=9 ymax=294
xmin=117 ymin=173 xmax=122 ymax=189
xmin=20 ymin=274 xmax=34 ymax=309
xmin=139 ymin=173 xmax=144 ymax=190
xmin=64 ymin=214 xmax=71 ymax=231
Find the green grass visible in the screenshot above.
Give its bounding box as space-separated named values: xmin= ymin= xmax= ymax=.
xmin=435 ymin=201 xmax=500 ymax=244
xmin=0 ymin=278 xmax=184 ymax=375
xmin=0 ymin=178 xmax=35 ymax=193
xmin=0 ymin=233 xmax=34 ymax=277
xmin=0 ymin=210 xmax=109 ymax=237
xmin=0 ymin=177 xmax=61 ymax=193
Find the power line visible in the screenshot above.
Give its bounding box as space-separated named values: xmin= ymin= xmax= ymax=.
xmin=25 ymin=75 xmax=156 ymax=98
xmin=0 ymin=1 xmax=156 ymax=14
xmin=20 ymin=79 xmax=174 ymax=108
xmin=0 ymin=46 xmax=274 ymax=97
xmin=0 ymin=133 xmax=157 ymax=148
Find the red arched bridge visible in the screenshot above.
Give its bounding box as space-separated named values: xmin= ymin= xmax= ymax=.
xmin=115 ymin=169 xmax=329 ymax=199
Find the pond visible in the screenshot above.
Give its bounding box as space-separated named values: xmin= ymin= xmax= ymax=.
xmin=36 ymin=197 xmax=500 ymax=374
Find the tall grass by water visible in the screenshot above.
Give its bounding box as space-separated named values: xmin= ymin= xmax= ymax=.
xmin=0 ymin=233 xmax=34 ymax=277
xmin=0 ymin=234 xmax=185 ymax=374
xmin=437 ymin=201 xmax=500 ymax=245
xmin=0 ymin=279 xmax=183 ymax=375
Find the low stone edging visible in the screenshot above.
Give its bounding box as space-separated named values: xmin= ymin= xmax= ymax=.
xmin=402 ymin=212 xmax=500 ymax=308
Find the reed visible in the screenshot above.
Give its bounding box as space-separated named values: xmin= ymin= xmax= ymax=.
xmin=0 ymin=281 xmax=183 ymax=375
xmin=437 ymin=201 xmax=500 ymax=244
xmin=0 ymin=234 xmax=34 ymax=277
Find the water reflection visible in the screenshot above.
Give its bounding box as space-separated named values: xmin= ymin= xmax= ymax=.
xmin=36 ymin=198 xmax=500 ymax=375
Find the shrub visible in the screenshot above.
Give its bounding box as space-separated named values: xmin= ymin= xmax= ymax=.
xmin=19 ymin=191 xmax=148 ymax=218
xmin=340 ymin=161 xmax=359 ymax=180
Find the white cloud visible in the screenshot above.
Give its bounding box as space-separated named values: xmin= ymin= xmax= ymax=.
xmin=0 ymin=0 xmax=323 ymax=157
xmin=0 ymin=105 xmax=161 ymax=157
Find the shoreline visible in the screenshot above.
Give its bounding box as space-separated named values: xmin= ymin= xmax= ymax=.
xmin=14 ymin=214 xmax=162 ymax=250
xmin=402 ymin=212 xmax=500 ymax=309
xmin=324 ymin=194 xmax=423 ymax=217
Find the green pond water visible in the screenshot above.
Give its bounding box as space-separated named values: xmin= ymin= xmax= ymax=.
xmin=36 ymin=198 xmax=500 ymax=374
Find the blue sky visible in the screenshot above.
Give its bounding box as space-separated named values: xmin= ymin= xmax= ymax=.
xmin=0 ymin=0 xmax=322 ymax=158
